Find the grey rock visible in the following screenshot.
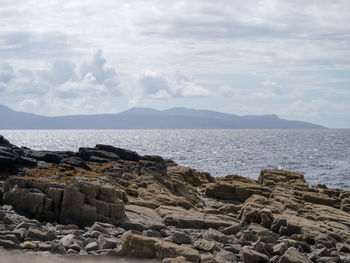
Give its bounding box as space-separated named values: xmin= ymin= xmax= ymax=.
xmin=85 ymin=241 xmax=99 ymax=252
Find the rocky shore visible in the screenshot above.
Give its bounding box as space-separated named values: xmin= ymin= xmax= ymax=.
xmin=0 ymin=134 xmax=349 ymax=263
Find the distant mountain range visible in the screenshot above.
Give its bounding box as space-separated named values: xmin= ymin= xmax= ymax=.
xmin=0 ymin=104 xmax=326 ymax=129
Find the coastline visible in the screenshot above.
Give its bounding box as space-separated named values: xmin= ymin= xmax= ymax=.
xmin=0 ymin=135 xmax=349 ymax=262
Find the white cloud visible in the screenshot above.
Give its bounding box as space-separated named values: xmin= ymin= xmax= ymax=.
xmin=139 ymin=71 xmax=210 ymax=99
xmin=219 ymin=86 xmax=239 ymax=97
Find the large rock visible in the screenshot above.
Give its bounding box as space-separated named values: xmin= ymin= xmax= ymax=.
xmin=206 ymin=174 xmax=271 ymax=202
xmin=3 ymin=177 xmax=125 ymax=227
xmin=121 ymin=205 xmax=165 ymax=231
xmin=118 ymin=233 xmax=200 ymax=262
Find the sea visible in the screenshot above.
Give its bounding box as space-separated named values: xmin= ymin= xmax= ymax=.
xmin=1 ymin=129 xmax=349 ymax=190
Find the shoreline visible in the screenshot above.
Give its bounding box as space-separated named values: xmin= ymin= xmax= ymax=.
xmin=0 ymin=135 xmax=349 ymax=262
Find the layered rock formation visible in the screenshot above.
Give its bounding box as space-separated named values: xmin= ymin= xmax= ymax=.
xmin=0 ymin=135 xmax=349 ymax=263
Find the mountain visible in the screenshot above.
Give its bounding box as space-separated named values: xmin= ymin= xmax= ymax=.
xmin=0 ymin=105 xmax=326 ymax=129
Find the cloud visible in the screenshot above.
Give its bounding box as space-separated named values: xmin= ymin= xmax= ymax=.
xmin=0 ymin=50 xmax=122 ymax=115
xmin=139 ymin=71 xmax=210 ymax=99
xmin=0 ymin=63 xmax=15 ymax=83
xmin=219 ymin=86 xmax=239 ymax=97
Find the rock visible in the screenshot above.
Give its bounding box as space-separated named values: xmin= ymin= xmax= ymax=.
xmin=51 ymin=243 xmax=67 ymax=255
xmin=220 ymin=223 xmax=242 ymax=235
xmin=121 ymin=205 xmax=165 ymax=231
xmin=137 ymin=155 xmax=167 ymax=176
xmin=60 ymin=157 xmax=90 ymax=170
xmin=278 ymin=247 xmax=312 ymax=263
xmin=0 ymin=238 xmax=18 ymax=249
xmin=21 ymin=241 xmax=38 ymax=249
xmin=118 ymin=233 xmax=200 ymax=262
xmin=98 ymin=235 xmax=117 ymax=249
xmin=118 ymin=232 xmax=158 ymax=258
xmin=215 ymin=249 xmax=238 ymax=262
xmin=95 ymin=144 xmax=140 ymax=162
xmin=85 ymin=241 xmax=99 ymax=252
xmin=172 ymin=231 xmax=191 ymax=244
xmin=241 ymin=247 xmax=269 ymax=263
xmin=38 ymin=242 xmax=52 ymax=251
xmin=273 ymin=243 xmax=288 ymax=255
xmin=154 ymin=241 xmax=200 ymax=263
xmin=206 ymin=174 xmax=270 ymax=202
xmin=203 ymin=228 xmax=233 ymax=244
xmin=193 ymin=239 xmax=220 ymax=253
xmin=302 ymin=192 xmax=334 ymax=207
xmin=26 ymin=226 xmax=53 ymax=241
xmin=160 ymin=206 xmax=234 ymax=229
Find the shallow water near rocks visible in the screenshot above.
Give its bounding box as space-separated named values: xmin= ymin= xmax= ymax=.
xmin=1 ymin=129 xmax=349 ymax=189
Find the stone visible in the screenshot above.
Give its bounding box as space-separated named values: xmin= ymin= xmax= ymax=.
xmin=121 ymin=205 xmax=165 ymax=231
xmin=98 ymin=235 xmax=117 ymax=249
xmin=278 ymin=247 xmax=312 ymax=263
xmin=154 ymin=241 xmax=200 ymax=263
xmin=85 ymin=241 xmax=99 ymax=252
xmin=51 ymin=243 xmax=67 ymax=255
xmin=215 ymin=249 xmax=238 ymax=262
xmin=21 ymin=241 xmax=38 ymax=249
xmin=0 ymin=238 xmax=18 ymax=249
xmin=26 ymin=226 xmax=50 ymax=241
xmin=241 ymin=247 xmax=269 ymax=263
xmin=193 ymin=239 xmax=220 ymax=253
xmin=172 ymin=231 xmax=191 ymax=244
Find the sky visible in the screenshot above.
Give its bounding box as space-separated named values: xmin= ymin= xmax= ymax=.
xmin=0 ymin=0 xmax=350 ymax=128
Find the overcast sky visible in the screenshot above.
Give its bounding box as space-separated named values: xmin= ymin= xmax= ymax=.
xmin=1 ymin=0 xmax=350 ymax=127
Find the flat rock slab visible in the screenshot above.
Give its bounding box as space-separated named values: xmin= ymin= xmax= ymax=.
xmin=121 ymin=205 xmax=165 ymax=231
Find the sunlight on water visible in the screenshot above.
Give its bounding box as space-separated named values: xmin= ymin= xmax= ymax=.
xmin=1 ymin=129 xmax=349 ymax=189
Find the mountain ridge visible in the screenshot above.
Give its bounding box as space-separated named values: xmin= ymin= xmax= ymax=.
xmin=0 ymin=104 xmax=326 ymax=129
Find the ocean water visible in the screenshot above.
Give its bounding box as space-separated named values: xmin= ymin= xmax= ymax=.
xmin=1 ymin=129 xmax=349 ymax=189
